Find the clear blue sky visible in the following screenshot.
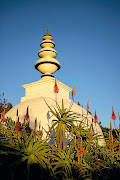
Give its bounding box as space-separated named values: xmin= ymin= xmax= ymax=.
xmin=0 ymin=0 xmax=120 ymax=128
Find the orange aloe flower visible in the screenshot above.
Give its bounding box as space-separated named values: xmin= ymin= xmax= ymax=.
xmin=72 ymin=85 xmax=75 ymax=102
xmin=87 ymin=100 xmax=89 ymax=115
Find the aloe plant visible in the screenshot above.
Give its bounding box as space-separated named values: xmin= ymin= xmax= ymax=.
xmin=0 ymin=100 xmax=120 ymax=179
xmin=0 ymin=126 xmax=54 ymax=179
xmin=44 ymin=99 xmax=80 ymax=149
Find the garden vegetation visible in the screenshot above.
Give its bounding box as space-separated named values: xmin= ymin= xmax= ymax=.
xmin=0 ymin=96 xmax=120 ymax=180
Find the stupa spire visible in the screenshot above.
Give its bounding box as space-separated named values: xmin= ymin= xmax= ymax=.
xmin=35 ymin=29 xmax=61 ymax=78
xmin=47 ymin=28 xmax=49 ymax=35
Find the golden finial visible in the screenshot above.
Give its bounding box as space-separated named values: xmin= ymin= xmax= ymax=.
xmin=47 ymin=28 xmax=49 ymax=35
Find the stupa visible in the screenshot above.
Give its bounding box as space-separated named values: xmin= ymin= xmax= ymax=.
xmin=6 ymin=29 xmax=106 ymax=146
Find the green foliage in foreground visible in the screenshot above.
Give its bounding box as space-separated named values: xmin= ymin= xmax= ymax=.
xmin=0 ymin=100 xmax=120 ymax=180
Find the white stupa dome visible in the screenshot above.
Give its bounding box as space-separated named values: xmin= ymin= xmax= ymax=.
xmin=5 ymin=29 xmax=106 ymax=146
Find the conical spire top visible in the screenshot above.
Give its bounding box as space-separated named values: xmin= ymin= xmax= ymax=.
xmin=47 ymin=28 xmax=49 ymax=35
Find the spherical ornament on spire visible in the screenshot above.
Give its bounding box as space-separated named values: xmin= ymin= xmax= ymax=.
xmin=35 ymin=29 xmax=61 ymax=78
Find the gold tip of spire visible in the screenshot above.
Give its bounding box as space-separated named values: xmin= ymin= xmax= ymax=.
xmin=47 ymin=28 xmax=49 ymax=35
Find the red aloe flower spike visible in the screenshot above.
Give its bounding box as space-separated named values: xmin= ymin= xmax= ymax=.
xmin=23 ymin=117 xmax=25 ymax=131
xmin=79 ymin=137 xmax=84 ymax=157
xmin=111 ymin=106 xmax=116 ymax=120
xmin=54 ymin=79 xmax=59 ymax=93
xmin=1 ymin=109 xmax=5 ymax=123
xmin=16 ymin=109 xmax=18 ymax=116
xmin=39 ymin=121 xmax=41 ymax=130
xmin=35 ymin=118 xmax=37 ymax=132
xmin=40 ymin=126 xmax=43 ymax=137
xmin=94 ymin=109 xmax=98 ymax=123
xmin=15 ymin=116 xmax=20 ymax=132
xmin=26 ymin=121 xmax=30 ymax=132
xmin=25 ymin=106 xmax=30 ymax=120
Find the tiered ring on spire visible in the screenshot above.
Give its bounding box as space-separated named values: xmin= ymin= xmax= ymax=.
xmin=35 ymin=29 xmax=61 ymax=78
